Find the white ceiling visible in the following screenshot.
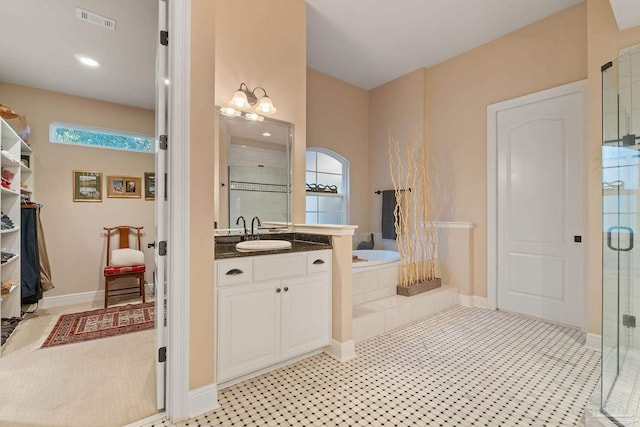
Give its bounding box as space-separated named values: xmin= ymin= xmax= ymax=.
xmin=306 ymin=0 xmax=583 ymax=89
xmin=0 ymin=0 xmax=157 ymax=109
xmin=609 ymin=0 xmax=640 ymax=31
xmin=2 ymin=0 xmax=636 ymax=111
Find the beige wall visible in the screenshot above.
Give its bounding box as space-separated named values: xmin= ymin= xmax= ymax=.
xmin=214 ymin=0 xmax=307 ymax=224
xmin=369 ymin=68 xmax=426 ymax=237
xmin=306 ymin=68 xmax=369 ymax=230
xmin=189 ymin=0 xmax=217 ymax=390
xmin=586 ymin=0 xmax=640 ymax=334
xmin=0 ymin=83 xmax=155 ymax=298
xmin=424 ymin=3 xmax=588 ymax=302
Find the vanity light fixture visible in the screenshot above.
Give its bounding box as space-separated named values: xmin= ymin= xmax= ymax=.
xmin=229 ymin=82 xmax=277 ymax=115
xmin=220 ymin=107 xmax=264 ymax=122
xmin=220 ymin=107 xmax=241 ymax=117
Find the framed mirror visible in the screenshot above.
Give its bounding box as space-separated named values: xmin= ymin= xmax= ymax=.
xmin=216 ymin=108 xmax=293 ymax=232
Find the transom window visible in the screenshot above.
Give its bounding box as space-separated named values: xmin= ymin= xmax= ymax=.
xmin=50 ymin=122 xmax=153 ymax=153
xmin=305 ymin=148 xmax=349 ymax=224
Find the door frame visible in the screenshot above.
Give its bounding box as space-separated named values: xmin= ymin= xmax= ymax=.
xmin=166 ymin=0 xmax=191 ymax=420
xmin=486 ymin=79 xmax=588 ymax=328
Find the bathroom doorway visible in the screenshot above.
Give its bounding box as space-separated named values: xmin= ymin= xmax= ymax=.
xmin=0 ymin=0 xmax=165 ymax=424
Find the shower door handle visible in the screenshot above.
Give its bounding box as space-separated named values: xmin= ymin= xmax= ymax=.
xmin=607 ymin=226 xmax=634 ymax=251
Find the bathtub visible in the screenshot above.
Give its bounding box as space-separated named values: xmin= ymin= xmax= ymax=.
xmin=352 ymin=250 xmax=400 ymax=270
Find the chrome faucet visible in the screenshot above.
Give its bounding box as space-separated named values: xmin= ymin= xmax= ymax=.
xmin=236 ymin=216 xmax=247 ymax=236
xmin=251 ymin=216 xmax=261 ymax=239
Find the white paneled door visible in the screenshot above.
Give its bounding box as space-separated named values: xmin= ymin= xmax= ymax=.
xmin=493 ymin=82 xmax=586 ymax=328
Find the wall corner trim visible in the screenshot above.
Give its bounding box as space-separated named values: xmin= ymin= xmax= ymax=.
xmin=458 ymin=294 xmax=491 ymax=310
xmin=585 ymin=333 xmax=602 ymax=352
xmin=324 ymin=339 xmax=357 ymax=362
xmin=458 ymin=294 xmax=474 ymax=307
xmin=188 ymin=383 xmax=219 ymax=419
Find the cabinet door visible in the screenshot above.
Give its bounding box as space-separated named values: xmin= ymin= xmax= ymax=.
xmin=217 ymin=282 xmax=280 ymax=382
xmin=280 ymin=274 xmax=331 ymax=360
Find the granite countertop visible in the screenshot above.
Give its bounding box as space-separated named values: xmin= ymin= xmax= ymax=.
xmin=214 ymin=232 xmax=332 ymax=259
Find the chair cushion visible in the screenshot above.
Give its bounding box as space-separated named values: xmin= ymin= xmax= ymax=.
xmin=104 ymin=265 xmax=146 ymax=275
xmin=111 ymin=248 xmax=145 ymax=267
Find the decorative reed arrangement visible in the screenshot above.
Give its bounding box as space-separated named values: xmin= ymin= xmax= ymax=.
xmin=388 ymin=133 xmax=439 ymax=291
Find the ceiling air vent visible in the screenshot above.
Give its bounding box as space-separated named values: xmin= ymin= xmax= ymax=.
xmin=75 ymin=8 xmax=116 ymax=31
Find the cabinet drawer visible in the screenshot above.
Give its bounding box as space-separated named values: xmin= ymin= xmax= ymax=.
xmin=253 ymin=253 xmax=306 ymax=282
xmin=217 ymin=259 xmax=252 ymax=287
xmin=306 ymin=251 xmax=330 ymax=274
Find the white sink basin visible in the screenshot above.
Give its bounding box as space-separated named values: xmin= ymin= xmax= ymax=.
xmin=236 ymin=240 xmax=292 ymax=252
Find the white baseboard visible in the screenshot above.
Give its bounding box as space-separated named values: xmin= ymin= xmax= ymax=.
xmin=123 ymin=412 xmax=167 ymax=427
xmin=473 ymin=296 xmax=490 ymax=309
xmin=324 ymin=339 xmax=357 ymax=362
xmin=188 ymin=383 xmax=219 ymax=419
xmin=458 ymin=294 xmax=491 ymax=310
xmin=585 ymin=333 xmax=602 ymax=352
xmin=41 ymin=284 xmax=155 ymax=309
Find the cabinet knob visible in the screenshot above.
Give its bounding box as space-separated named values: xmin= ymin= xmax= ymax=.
xmin=284 ymin=287 xmax=289 ymax=292
xmin=225 ymin=268 xmax=244 ymax=276
xmin=276 ymin=288 xmax=281 ymax=293
xmin=313 ymin=259 xmax=325 ymax=265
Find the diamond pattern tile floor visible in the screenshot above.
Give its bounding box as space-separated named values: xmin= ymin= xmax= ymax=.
xmin=147 ymin=306 xmax=601 ymax=426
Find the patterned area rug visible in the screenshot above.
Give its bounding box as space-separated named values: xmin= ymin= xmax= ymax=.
xmin=42 ymin=302 xmax=154 ymax=348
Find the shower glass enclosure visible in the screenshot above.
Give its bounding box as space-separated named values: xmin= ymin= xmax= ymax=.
xmin=601 ymin=43 xmax=640 ymax=425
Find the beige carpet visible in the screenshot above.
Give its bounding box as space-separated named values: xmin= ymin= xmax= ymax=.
xmin=0 ymin=300 xmax=159 ymax=427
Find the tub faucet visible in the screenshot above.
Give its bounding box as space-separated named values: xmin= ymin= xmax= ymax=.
xmin=236 ymin=216 xmax=247 ymax=236
xmin=251 ymin=216 xmax=261 ymax=239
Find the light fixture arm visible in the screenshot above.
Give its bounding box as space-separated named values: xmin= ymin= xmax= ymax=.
xmin=236 ymin=83 xmax=270 ymax=106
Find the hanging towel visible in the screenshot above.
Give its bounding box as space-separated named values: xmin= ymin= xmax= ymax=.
xmin=381 ymin=190 xmax=397 ymax=239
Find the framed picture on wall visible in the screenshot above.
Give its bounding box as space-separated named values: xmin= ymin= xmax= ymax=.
xmin=107 ymin=175 xmax=141 ymax=198
xmin=73 ymin=170 xmax=102 ymax=202
xmin=144 ymin=172 xmax=155 ymax=201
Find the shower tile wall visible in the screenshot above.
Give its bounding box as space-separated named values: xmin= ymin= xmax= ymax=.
xmin=228 ymin=144 xmax=289 ymax=225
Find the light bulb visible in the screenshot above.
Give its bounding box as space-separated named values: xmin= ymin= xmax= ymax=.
xmin=230 ymin=90 xmax=250 ymax=109
xmin=256 ymin=96 xmax=276 ymax=114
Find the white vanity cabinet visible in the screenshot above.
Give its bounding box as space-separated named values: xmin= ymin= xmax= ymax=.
xmin=216 ymin=249 xmax=331 ymax=384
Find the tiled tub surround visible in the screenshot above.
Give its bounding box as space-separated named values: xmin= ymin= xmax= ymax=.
xmin=353 ymin=222 xmax=476 ymax=304
xmin=351 ymin=252 xmax=457 ymax=342
xmin=352 ymin=258 xmax=399 ymax=306
xmin=214 ymin=232 xmax=332 ymax=259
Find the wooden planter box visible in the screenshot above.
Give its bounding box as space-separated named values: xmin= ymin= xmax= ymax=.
xmin=397 ymin=278 xmax=442 ymax=297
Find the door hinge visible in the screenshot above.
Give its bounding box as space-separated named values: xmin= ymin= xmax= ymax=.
xmin=159 ymin=134 xmax=168 ymax=150
xmin=623 ymin=314 xmax=636 ymax=328
xmin=158 ymin=346 xmax=167 ymax=363
xmin=159 ymin=241 xmax=167 ymax=256
xmin=160 ymin=30 xmax=168 ymax=46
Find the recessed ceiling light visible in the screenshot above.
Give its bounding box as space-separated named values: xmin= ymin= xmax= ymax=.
xmin=262 ymin=132 xmax=271 ymax=137
xmin=75 ymin=54 xmax=101 ymax=68
xmin=164 ymin=78 xmax=170 ymax=85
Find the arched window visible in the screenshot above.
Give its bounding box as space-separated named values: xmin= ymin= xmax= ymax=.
xmin=305 ymin=148 xmax=349 ymax=224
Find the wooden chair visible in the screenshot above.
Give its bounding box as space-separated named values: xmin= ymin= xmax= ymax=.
xmin=103 ymin=226 xmax=146 ymax=308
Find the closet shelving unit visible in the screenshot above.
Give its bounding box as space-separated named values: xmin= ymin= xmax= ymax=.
xmin=20 ymin=137 xmax=33 ymax=202
xmin=0 ymin=118 xmax=25 ymax=354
